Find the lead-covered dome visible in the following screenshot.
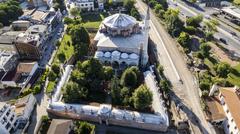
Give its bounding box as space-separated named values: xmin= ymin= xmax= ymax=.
xmin=102 ymin=13 xmax=137 ymax=29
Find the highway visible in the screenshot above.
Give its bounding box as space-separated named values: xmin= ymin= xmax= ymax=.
xmin=135 ymin=1 xmax=216 ymax=134
xmin=168 ymin=0 xmax=240 ymax=56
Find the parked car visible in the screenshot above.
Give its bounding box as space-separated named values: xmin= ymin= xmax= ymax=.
xmin=230 ymin=32 xmax=237 ymax=36
xmin=219 ymin=38 xmax=227 ymax=44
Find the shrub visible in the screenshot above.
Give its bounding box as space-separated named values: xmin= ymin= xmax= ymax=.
xmin=33 ymin=85 xmax=41 ymax=95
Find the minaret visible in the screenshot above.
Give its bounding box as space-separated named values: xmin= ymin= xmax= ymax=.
xmin=141 ymin=6 xmax=150 ymax=67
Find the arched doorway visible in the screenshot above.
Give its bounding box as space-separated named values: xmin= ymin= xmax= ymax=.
xmin=120 ymin=61 xmax=128 ymax=70
xmin=112 ymin=61 xmax=119 ymax=69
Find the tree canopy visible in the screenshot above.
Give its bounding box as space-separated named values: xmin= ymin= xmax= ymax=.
xmin=164 ymin=8 xmax=184 ymax=37
xmin=120 ymin=68 xmax=137 ymax=88
xmin=186 ymin=15 xmax=203 ymax=27
xmin=132 ymin=84 xmax=153 ymax=110
xmin=215 ymin=62 xmax=232 ymax=78
xmin=177 ymin=32 xmax=191 ymax=48
xmin=63 ymin=82 xmax=88 ymax=103
xmin=74 ymin=121 xmax=95 ymax=134
xmin=70 ymin=25 xmax=90 ymax=45
xmin=0 ymin=0 xmax=23 ymax=26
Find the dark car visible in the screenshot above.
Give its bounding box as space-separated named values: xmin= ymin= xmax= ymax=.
xmin=219 ymin=38 xmax=227 ymax=44
xmin=230 ymin=32 xmax=237 ymax=36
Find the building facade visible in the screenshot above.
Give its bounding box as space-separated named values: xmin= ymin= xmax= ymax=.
xmin=206 ymin=86 xmax=240 ymax=134
xmin=0 ymin=104 xmax=18 ymax=134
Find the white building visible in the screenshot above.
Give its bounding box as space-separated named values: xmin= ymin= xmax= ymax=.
xmin=67 ymin=0 xmax=95 ymax=11
xmin=94 ymin=8 xmax=150 ymax=68
xmin=206 ymin=86 xmax=240 ymax=134
xmin=0 ymin=94 xmax=36 ymax=134
xmin=0 ymin=104 xmax=18 ymax=134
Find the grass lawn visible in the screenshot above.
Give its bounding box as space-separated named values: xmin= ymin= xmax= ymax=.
xmin=227 ymin=64 xmax=240 ymax=87
xmin=53 ymin=34 xmax=74 ymax=64
xmin=81 ymin=12 xmax=109 ymax=29
xmin=46 ymin=81 xmax=56 ymax=94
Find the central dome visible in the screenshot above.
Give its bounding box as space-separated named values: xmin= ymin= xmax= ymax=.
xmin=102 ymin=13 xmax=137 ymax=29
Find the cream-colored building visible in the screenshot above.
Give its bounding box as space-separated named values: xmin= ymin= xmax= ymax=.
xmin=94 ymin=8 xmax=150 ymax=68
xmin=206 ymin=86 xmax=240 ymax=134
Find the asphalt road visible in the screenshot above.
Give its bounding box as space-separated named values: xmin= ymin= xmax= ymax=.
xmin=135 ymin=1 xmax=216 ymax=134
xmin=168 ymin=0 xmax=240 ymax=56
xmin=27 ymin=23 xmax=65 ymax=134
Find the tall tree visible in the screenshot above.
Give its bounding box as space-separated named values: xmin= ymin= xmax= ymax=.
xmin=120 ymin=68 xmax=137 ymax=88
xmin=132 ymin=84 xmax=153 ymax=110
xmin=70 ymin=25 xmax=90 ymax=45
xmin=110 ymin=76 xmax=121 ymax=104
xmin=164 ymin=8 xmax=184 ymax=37
xmin=177 ymin=32 xmax=191 ymax=48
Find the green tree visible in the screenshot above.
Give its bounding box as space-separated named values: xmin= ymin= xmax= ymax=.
xmin=199 ymin=81 xmax=210 ymax=91
xmin=200 ymin=43 xmax=211 ymax=58
xmin=177 ymin=32 xmax=191 ymax=48
xmin=120 ymin=87 xmax=130 ymax=106
xmin=154 ymin=4 xmax=163 ymax=14
xmin=80 ymin=58 xmax=104 ymax=81
xmin=110 ymin=76 xmax=121 ymax=104
xmin=70 ymin=25 xmax=90 ymax=45
xmin=184 ymin=26 xmax=197 ymax=35
xmin=158 ymin=65 xmax=164 ymax=75
xmin=74 ymin=121 xmax=95 ymax=134
xmin=120 ymin=68 xmax=137 ymax=88
xmin=63 ymin=82 xmax=88 ymax=103
xmin=104 ymin=66 xmax=114 ymax=81
xmin=58 ymin=52 xmax=66 ymax=63
xmin=0 ymin=0 xmax=23 ymax=26
xmin=132 ymin=84 xmax=153 ymax=110
xmin=64 ymin=17 xmax=74 ymax=24
xmin=53 ymin=0 xmax=66 ymax=12
xmin=164 ymin=8 xmax=184 ymax=37
xmin=52 ymin=64 xmax=60 ymax=74
xmin=215 ymin=62 xmax=232 ymax=78
xmin=159 ymin=79 xmax=170 ymax=93
xmin=148 ymin=0 xmax=158 ymax=8
xmin=48 ymin=71 xmax=57 ymax=81
xmin=130 ymin=7 xmax=141 ymax=20
xmin=74 ymin=42 xmax=89 ymax=60
xmin=186 ymin=15 xmax=203 ymax=27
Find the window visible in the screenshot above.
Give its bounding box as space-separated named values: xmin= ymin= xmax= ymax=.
xmin=231 ymin=119 xmax=234 ymax=122
xmin=6 ymin=122 xmax=11 ymax=129
xmin=226 ymin=109 xmax=229 ymax=113
xmin=10 ymin=115 xmax=14 ymax=122
xmin=235 ymin=126 xmax=237 ymax=130
xmin=6 ymin=111 xmax=10 ymax=116
xmin=85 ymin=4 xmax=87 ymax=6
xmin=227 ymin=125 xmax=230 ymax=128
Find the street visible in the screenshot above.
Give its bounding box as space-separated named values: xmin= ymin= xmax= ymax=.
xmin=135 ymin=1 xmax=216 ymax=134
xmin=27 ymin=23 xmax=65 ymax=134
xmin=167 ymin=0 xmax=240 ymax=56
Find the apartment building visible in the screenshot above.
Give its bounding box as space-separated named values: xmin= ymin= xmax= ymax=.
xmin=0 ymin=94 xmax=36 ymax=134
xmin=0 ymin=104 xmax=18 ymax=134
xmin=206 ymin=86 xmax=240 ymax=134
xmin=15 ymin=25 xmax=48 ymax=60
